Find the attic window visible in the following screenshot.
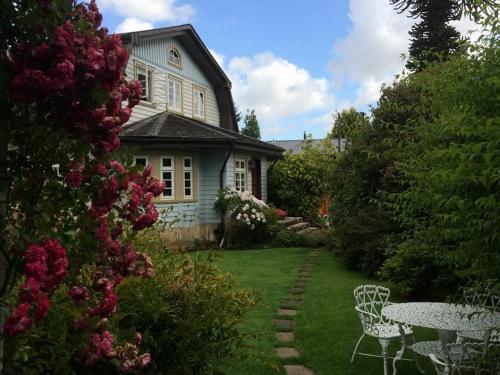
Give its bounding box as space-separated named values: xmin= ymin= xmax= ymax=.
xmin=168 ymin=48 xmax=181 ymax=67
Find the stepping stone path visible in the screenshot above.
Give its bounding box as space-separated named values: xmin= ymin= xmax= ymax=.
xmin=275 ymin=249 xmax=321 ymax=375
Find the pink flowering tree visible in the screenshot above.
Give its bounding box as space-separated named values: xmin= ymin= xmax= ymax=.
xmin=0 ymin=0 xmax=162 ymax=371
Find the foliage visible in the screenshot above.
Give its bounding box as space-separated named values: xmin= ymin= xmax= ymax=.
xmin=268 ymin=139 xmax=337 ymax=221
xmin=116 ymin=245 xmax=258 ymax=374
xmin=0 ymin=0 xmax=162 ymax=371
xmin=381 ymin=32 xmax=500 ymax=296
xmin=391 ymin=0 xmax=461 ymax=72
xmin=328 ymin=108 xmax=369 ymax=142
xmin=241 ymin=109 xmax=261 ymax=139
xmin=329 ymin=89 xmax=422 ymax=277
xmin=214 ymin=187 xmax=274 ymax=248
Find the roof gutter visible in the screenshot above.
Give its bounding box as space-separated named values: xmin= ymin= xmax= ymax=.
xmin=219 ymin=143 xmax=234 ymax=190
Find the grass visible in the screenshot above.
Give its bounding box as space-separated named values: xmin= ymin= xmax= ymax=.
xmin=211 ymin=247 xmax=439 ymax=375
xmin=213 ymin=248 xmax=310 ymax=375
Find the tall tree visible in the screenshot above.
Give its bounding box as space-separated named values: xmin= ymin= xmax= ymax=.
xmin=234 ymin=104 xmax=242 ymax=124
xmin=241 ymin=109 xmax=261 ymax=139
xmin=392 ymin=0 xmax=462 ymax=71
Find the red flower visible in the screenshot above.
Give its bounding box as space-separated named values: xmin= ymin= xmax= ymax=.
xmin=69 ymin=286 xmax=90 ymax=303
xmin=65 ymin=170 xmax=84 ymax=187
xmin=4 ymin=303 xmax=32 ymax=336
xmin=19 ymin=277 xmax=42 ymax=303
xmin=34 ymin=294 xmax=49 ymax=321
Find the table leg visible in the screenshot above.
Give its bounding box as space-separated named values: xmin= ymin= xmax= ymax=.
xmin=393 ymin=323 xmax=408 ymax=375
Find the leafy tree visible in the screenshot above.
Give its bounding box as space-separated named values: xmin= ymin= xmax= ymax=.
xmin=241 ymin=109 xmax=261 ymax=139
xmin=328 ymin=108 xmax=369 ymax=148
xmin=234 ymin=104 xmax=242 ymax=124
xmin=0 ymin=1 xmax=162 ymax=371
xmin=381 ymin=28 xmax=500 ymax=297
xmin=329 ymin=83 xmax=423 ymax=276
xmin=269 ymin=140 xmax=337 ymax=221
xmin=391 ymin=0 xmax=461 ymax=71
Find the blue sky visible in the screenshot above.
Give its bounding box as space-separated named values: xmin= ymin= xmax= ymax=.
xmin=98 ymin=0 xmax=475 ymax=140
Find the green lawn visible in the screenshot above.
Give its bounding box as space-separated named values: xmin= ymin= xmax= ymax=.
xmin=211 ymin=248 xmax=437 ymax=375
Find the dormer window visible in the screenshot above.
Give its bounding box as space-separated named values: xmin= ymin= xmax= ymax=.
xmin=168 ymin=48 xmax=181 ymax=67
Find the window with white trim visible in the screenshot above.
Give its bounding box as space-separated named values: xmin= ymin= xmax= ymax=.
xmin=183 ymin=156 xmax=193 ymax=199
xmin=168 ymin=76 xmax=182 ymax=112
xmin=135 ymin=62 xmax=154 ymax=102
xmin=234 ymin=159 xmax=246 ymax=192
xmin=193 ymin=87 xmax=205 ymax=118
xmin=161 ymin=156 xmax=175 ymax=200
xmin=133 ymin=155 xmax=149 ymax=167
xmin=168 ymin=48 xmax=181 ymax=67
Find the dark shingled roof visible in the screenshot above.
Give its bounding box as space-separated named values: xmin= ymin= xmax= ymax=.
xmin=121 ymin=112 xmax=284 ymax=156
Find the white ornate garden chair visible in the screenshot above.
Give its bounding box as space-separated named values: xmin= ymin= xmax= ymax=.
xmin=352 ymin=285 xmax=417 ymax=375
xmin=457 ymin=289 xmax=500 ymax=343
xmin=430 ymin=341 xmax=500 ymax=374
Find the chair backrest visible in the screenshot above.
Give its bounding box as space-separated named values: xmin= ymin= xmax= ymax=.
xmin=353 ymin=285 xmax=391 ymax=321
xmin=437 ymin=342 xmax=500 ymax=375
xmin=463 ymin=288 xmax=500 ymax=311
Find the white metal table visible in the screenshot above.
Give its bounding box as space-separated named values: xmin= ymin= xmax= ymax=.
xmin=382 ymin=302 xmax=500 ymax=374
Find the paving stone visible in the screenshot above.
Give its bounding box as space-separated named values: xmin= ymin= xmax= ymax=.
xmin=299 ymin=272 xmax=310 ymax=277
xmin=278 ymin=308 xmax=297 ymax=317
xmin=291 ymin=287 xmax=305 ymax=294
xmin=295 ymin=282 xmax=307 ymax=288
xmin=273 ymin=319 xmax=294 ymax=330
xmin=276 ymin=332 xmax=295 ymax=342
xmin=297 ymin=276 xmax=309 ymax=282
xmin=275 ymin=347 xmax=300 ymax=359
xmin=284 ymin=365 xmax=315 ymax=375
xmin=281 ymin=300 xmax=300 ymax=309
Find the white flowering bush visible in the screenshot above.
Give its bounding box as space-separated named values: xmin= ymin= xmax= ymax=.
xmin=215 ymin=187 xmax=268 ymax=230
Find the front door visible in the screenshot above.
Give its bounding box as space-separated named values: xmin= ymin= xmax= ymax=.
xmin=251 ymin=159 xmax=262 ymax=199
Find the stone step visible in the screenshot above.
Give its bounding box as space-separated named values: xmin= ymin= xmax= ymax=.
xmin=284 ymin=365 xmax=315 ymax=375
xmin=297 ymin=226 xmax=319 ymax=236
xmin=288 ymin=222 xmax=311 ymax=232
xmin=281 ymin=217 xmax=303 ymax=226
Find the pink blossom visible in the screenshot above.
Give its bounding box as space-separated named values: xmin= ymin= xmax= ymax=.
xmin=34 ymin=294 xmax=49 ymax=321
xmin=19 ymin=277 xmax=41 ymax=303
xmin=4 ymin=303 xmax=32 ymax=336
xmin=69 ymin=286 xmax=90 ymax=303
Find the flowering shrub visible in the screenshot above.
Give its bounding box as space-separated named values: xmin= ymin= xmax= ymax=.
xmin=0 ymin=1 xmax=161 ymax=371
xmin=215 ymin=187 xmax=268 ymax=230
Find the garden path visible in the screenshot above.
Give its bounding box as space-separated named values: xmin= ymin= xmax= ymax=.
xmin=274 ymin=249 xmax=321 ymax=375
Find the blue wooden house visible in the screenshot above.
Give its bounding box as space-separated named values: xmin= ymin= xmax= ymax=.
xmin=119 ymin=25 xmax=283 ymax=244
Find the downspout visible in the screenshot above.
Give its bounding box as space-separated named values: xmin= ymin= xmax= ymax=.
xmin=218 ymin=143 xmax=234 ymax=248
xmin=219 ymin=143 xmax=234 ymax=189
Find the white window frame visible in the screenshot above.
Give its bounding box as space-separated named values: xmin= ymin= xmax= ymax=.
xmin=133 ymin=155 xmax=149 ymax=167
xmin=183 ymin=156 xmax=193 ymax=199
xmin=168 ymin=75 xmax=182 ymax=113
xmin=160 ymin=156 xmax=175 ymax=200
xmin=168 ymin=47 xmax=181 ymax=68
xmin=134 ymin=61 xmax=154 ymax=103
xmin=192 ymin=86 xmax=206 ymax=119
xmin=234 ymin=158 xmax=246 ymax=192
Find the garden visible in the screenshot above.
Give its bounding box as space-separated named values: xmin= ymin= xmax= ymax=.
xmin=0 ymin=0 xmax=499 ymax=374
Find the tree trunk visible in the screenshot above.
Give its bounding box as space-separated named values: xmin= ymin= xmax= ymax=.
xmin=0 ymin=125 xmax=7 ymax=374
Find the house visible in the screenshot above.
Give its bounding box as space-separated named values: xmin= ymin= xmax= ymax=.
xmin=269 ymin=134 xmax=345 ymax=155
xmin=119 ymin=25 xmax=284 ymax=244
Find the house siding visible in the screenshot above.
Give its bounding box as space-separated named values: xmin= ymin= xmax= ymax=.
xmin=126 ymin=37 xmax=220 ymax=126
xmin=156 ymin=202 xmax=199 ymax=228
xmin=198 ymin=151 xmax=226 ymax=224
xmin=261 ymin=157 xmax=268 ymax=201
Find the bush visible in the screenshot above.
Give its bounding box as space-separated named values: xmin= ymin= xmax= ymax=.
xmin=268 ymin=140 xmax=337 ymax=221
xmin=115 ymin=248 xmax=257 ymax=374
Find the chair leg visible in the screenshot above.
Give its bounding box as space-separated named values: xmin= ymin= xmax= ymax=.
xmin=379 ymin=338 xmax=390 ymax=375
xmin=410 ymin=335 xmax=426 ymax=374
xmin=351 ymin=333 xmax=366 ymax=363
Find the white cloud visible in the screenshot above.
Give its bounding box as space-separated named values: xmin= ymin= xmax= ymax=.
xmin=331 ymin=0 xmax=485 ymax=107
xmin=227 ymin=52 xmax=334 ymax=123
xmin=208 ymin=49 xmax=225 ymax=69
xmin=100 ymin=0 xmax=194 ymax=26
xmin=331 ymin=0 xmax=414 ymax=107
xmin=116 ymin=18 xmax=154 ymax=33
